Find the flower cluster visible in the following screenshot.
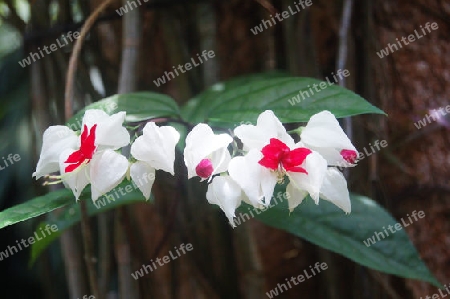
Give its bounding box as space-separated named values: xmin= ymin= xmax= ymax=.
xmin=33 ymin=110 xmax=179 ymax=202
xmin=184 ymin=110 xmax=358 ymax=226
xmin=33 ymin=109 xmax=357 ymax=226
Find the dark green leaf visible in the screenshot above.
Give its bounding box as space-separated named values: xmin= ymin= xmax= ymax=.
xmin=183 ymin=74 xmax=385 ymax=125
xmin=236 ymin=193 xmax=439 ymax=287
xmin=0 ymin=188 xmax=73 ymax=230
xmin=29 ymin=180 xmax=150 ymax=266
xmin=181 ymin=72 xmax=289 ymax=124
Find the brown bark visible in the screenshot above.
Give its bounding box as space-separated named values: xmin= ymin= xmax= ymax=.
xmin=374 ymin=0 xmax=450 ymax=297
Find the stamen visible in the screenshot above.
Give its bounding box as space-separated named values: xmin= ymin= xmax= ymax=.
xmin=44 ymin=175 xmax=62 ymax=180
xmin=43 ymin=180 xmax=63 ymax=186
xmin=276 ymin=164 xmax=286 ymax=184
xmin=43 ymin=174 xmax=64 ymax=185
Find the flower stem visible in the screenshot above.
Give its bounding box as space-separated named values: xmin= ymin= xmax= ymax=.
xmin=150 ymin=117 xmax=194 ymax=129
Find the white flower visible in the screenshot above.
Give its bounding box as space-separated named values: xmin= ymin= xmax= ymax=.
xmin=33 ymin=109 xmax=130 ymax=202
xmin=206 ymin=175 xmax=242 ymax=227
xmin=231 ymin=110 xmax=327 ymax=208
xmin=130 ymin=122 xmax=180 ymax=200
xmin=300 ymin=110 xmax=358 ymax=167
xmin=184 ymin=123 xmax=233 ymax=181
xmin=232 ymin=110 xmax=354 ymax=213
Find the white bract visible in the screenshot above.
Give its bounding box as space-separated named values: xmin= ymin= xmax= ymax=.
xmin=300 ymin=110 xmax=358 ymax=167
xmin=33 ymin=126 xmax=78 ymax=179
xmin=298 ymin=110 xmax=359 ymax=213
xmin=184 ymin=123 xmax=233 ymax=181
xmin=206 ymin=175 xmax=242 ymax=227
xmin=130 ymin=122 xmax=180 ymax=200
xmin=33 ymin=109 xmax=130 ymax=202
xmin=227 ymin=149 xmax=275 ymax=208
xmin=234 ymin=110 xmax=294 ymax=150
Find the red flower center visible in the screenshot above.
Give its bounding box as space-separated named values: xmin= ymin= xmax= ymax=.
xmin=259 ymin=138 xmax=311 ymax=174
xmin=340 ymin=149 xmax=357 ymax=163
xmin=64 ymin=124 xmax=97 ymax=173
xmin=196 ymin=158 xmax=214 ymax=178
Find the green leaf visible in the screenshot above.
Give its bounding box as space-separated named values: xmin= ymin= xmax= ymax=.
xmin=237 ymin=193 xmax=439 ymax=287
xmin=29 ymin=180 xmax=149 ymax=266
xmin=0 ymin=188 xmax=73 ymax=230
xmin=181 ymin=72 xmax=289 ymax=123
xmin=183 ymin=74 xmax=384 ymax=125
xmin=67 ymin=92 xmax=180 ymax=130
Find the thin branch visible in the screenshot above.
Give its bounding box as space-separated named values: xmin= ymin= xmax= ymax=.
xmin=330 ymin=3 xmax=354 ymax=299
xmin=336 ymin=0 xmax=354 ymax=179
xmin=149 ymin=117 xmax=193 ymax=129
xmin=197 ymin=1 xmax=218 ymax=87
xmin=64 ymin=0 xmax=115 ymax=297
xmin=336 ymin=0 xmax=354 ymax=83
xmin=336 ymin=0 xmax=354 ymax=130
xmin=117 ymin=0 xmax=141 ymax=94
xmin=116 ymin=0 xmax=141 ymax=296
xmin=64 ymin=0 xmax=115 ymax=120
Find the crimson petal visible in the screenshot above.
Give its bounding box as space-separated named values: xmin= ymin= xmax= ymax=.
xmin=65 ymin=160 xmax=83 ymax=173
xmin=284 ymin=165 xmax=308 ymax=174
xmin=258 ymin=156 xmax=279 ymax=170
xmin=340 ymin=149 xmax=357 ymax=163
xmin=64 ymin=150 xmax=85 ymax=164
xmin=80 ymin=125 xmax=89 ymax=143
xmin=260 ymin=139 xmax=286 ymax=169
xmin=65 ymin=124 xmax=98 ymax=173
xmin=261 ymin=138 xmax=289 ymax=157
xmin=81 ymin=124 xmax=97 ymax=159
xmin=282 ymin=147 xmax=311 ymax=169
